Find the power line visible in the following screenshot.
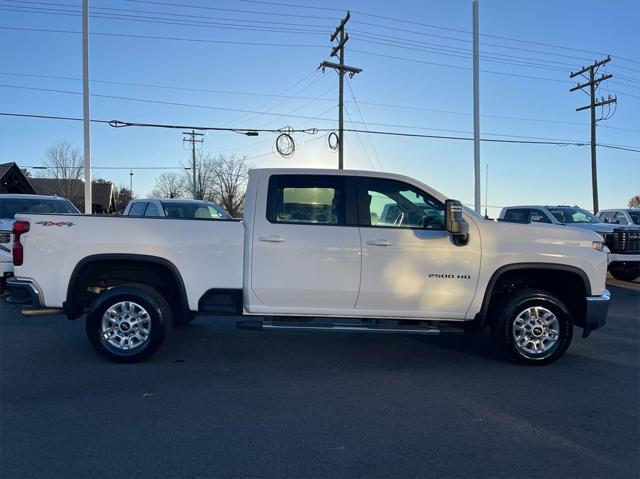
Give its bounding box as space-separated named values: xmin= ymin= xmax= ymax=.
xmin=10 ymin=0 xmax=638 ymax=79
xmin=0 ymin=26 xmax=326 ymax=48
xmin=2 ymin=111 xmax=638 ymax=153
xmin=2 ymin=70 xmax=636 ymax=133
xmin=125 ymin=0 xmax=338 ymax=21
xmin=346 ymin=77 xmax=384 ymax=171
xmin=0 ymin=112 xmax=318 ymax=135
xmin=221 ymin=0 xmax=640 ymax=67
xmin=350 ymin=49 xmax=574 ymax=84
xmin=0 ymin=71 xmax=336 ymax=101
xmin=3 ymin=82 xmax=637 ymax=146
xmin=0 ymin=83 xmax=340 ymax=122
xmin=6 ymin=0 xmax=639 ymax=73
xmin=0 ymin=4 xmax=330 ymax=36
xmin=1 ymin=0 xmax=334 ymax=28
xmin=22 ymin=164 xmax=190 ymax=170
xmin=5 ymin=23 xmax=636 ymax=86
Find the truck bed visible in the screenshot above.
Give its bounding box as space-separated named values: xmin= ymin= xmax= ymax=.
xmin=13 ymin=214 xmax=244 ymax=310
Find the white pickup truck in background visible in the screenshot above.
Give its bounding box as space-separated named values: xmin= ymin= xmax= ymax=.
xmin=499 ymin=205 xmax=640 ymax=282
xmin=8 ymin=169 xmax=610 ymax=365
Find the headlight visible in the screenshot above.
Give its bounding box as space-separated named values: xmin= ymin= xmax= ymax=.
xmin=592 ymin=241 xmax=610 ymax=253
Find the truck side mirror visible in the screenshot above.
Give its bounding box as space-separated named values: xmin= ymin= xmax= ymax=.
xmin=445 ymin=199 xmax=469 ymax=245
xmin=530 ymin=215 xmax=544 ymax=223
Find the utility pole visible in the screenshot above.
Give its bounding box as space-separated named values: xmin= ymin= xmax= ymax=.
xmin=472 ymin=0 xmax=481 ymax=214
xmin=82 ymin=0 xmax=92 ymax=214
xmin=570 ymin=56 xmax=617 ymax=213
xmin=129 ymin=169 xmax=133 ymax=195
xmin=182 ymin=130 xmax=204 ymax=199
xmin=319 ymin=11 xmax=362 ymax=170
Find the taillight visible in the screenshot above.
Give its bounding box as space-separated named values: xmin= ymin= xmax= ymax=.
xmin=12 ymin=220 xmax=29 ymax=266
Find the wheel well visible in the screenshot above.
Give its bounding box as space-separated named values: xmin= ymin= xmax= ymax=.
xmin=66 ymin=258 xmax=187 ymax=319
xmin=483 ymin=268 xmax=587 ymax=328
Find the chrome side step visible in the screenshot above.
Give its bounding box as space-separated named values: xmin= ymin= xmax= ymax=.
xmin=21 ymin=308 xmax=64 ymax=317
xmin=237 ymin=318 xmax=464 ymax=335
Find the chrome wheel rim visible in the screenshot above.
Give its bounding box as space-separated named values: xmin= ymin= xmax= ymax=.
xmin=100 ymin=301 xmax=151 ymax=352
xmin=512 ymin=306 xmax=560 ymax=357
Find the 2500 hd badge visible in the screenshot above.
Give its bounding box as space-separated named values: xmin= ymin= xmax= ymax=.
xmin=428 ymin=273 xmax=472 ymax=279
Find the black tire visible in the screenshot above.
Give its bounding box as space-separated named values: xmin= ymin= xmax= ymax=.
xmin=85 ymin=284 xmax=172 ymax=363
xmin=609 ymin=268 xmax=640 ymax=282
xmin=490 ymin=289 xmax=573 ymax=365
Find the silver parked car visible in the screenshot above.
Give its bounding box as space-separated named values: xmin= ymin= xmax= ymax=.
xmin=123 ymin=198 xmax=231 ymax=220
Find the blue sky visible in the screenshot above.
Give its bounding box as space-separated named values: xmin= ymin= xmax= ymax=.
xmin=0 ymin=0 xmax=638 ymax=216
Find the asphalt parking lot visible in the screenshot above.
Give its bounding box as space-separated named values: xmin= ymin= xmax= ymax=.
xmin=1 ymin=283 xmax=638 ymax=478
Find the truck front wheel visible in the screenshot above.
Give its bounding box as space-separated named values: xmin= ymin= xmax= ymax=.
xmin=85 ymin=284 xmax=172 ymax=363
xmin=491 ymin=289 xmax=573 ymax=365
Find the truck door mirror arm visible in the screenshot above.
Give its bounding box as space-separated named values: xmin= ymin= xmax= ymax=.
xmin=445 ymin=199 xmax=469 ymax=246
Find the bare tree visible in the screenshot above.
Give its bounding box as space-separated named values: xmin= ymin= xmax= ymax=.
xmin=115 ymin=185 xmax=134 ymax=213
xmin=212 ymin=155 xmax=250 ymax=217
xmin=182 ymin=153 xmax=218 ymax=201
xmin=41 ymin=141 xmax=84 ymax=204
xmin=151 ymin=172 xmax=186 ymax=199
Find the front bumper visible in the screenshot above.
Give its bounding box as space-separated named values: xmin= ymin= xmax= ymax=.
xmin=6 ymin=277 xmax=42 ymax=306
xmin=608 ymin=253 xmax=640 ymax=264
xmin=582 ymin=289 xmax=610 ymax=337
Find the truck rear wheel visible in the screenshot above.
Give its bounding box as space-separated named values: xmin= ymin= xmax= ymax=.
xmin=491 ymin=289 xmax=573 ymax=365
xmin=85 ymin=284 xmax=172 ymax=363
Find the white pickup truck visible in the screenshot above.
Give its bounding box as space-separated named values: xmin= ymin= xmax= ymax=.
xmin=8 ymin=168 xmax=610 ymax=365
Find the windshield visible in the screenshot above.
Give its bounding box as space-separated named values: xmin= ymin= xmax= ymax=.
xmin=0 ymin=198 xmax=78 ymax=219
xmin=629 ymin=212 xmax=640 ymax=225
xmin=547 ymin=207 xmax=602 ymax=224
xmin=160 ymin=202 xmax=230 ymax=220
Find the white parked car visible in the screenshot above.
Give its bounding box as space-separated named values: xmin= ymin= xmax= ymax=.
xmin=123 ymin=198 xmax=230 ymax=220
xmin=499 ymin=205 xmax=640 ymax=282
xmin=597 ymin=208 xmax=640 ymax=227
xmin=0 ymin=194 xmax=78 ymax=292
xmin=9 ymin=169 xmax=610 ymax=365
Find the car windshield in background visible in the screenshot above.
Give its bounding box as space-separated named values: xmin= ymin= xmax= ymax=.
xmin=629 ymin=212 xmax=640 ymax=225
xmin=0 ymin=198 xmax=78 ymax=219
xmin=547 ymin=207 xmax=602 ymax=224
xmin=160 ymin=202 xmax=230 ymax=220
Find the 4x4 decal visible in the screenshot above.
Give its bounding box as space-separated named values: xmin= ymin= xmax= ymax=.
xmin=35 ymin=221 xmax=74 ymax=227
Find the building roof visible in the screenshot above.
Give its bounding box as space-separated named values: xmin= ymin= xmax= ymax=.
xmin=29 ymin=178 xmax=116 ymax=211
xmin=0 ymin=162 xmax=36 ymax=194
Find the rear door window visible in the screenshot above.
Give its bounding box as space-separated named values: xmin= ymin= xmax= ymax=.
xmin=267 ymin=175 xmax=352 ymax=226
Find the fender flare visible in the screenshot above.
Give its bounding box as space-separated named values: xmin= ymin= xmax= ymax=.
xmin=475 ymin=262 xmax=591 ymax=326
xmin=64 ymin=253 xmax=188 ymax=320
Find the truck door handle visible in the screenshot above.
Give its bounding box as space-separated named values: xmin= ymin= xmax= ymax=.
xmin=258 ymin=235 xmax=286 ymax=243
xmin=366 ymin=239 xmax=391 ymax=247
